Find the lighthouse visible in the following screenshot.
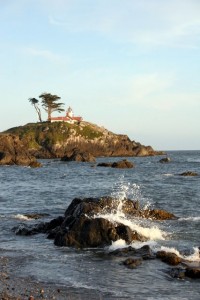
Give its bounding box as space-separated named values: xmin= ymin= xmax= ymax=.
xmin=50 ymin=106 xmax=82 ymax=123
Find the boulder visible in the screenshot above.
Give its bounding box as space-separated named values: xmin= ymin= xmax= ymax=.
xmin=54 ymin=215 xmax=146 ymax=248
xmin=97 ymin=162 xmax=112 ymax=167
xmin=169 ymin=266 xmax=200 ymax=279
xmin=185 ymin=267 xmax=200 ymax=278
xmin=123 ymin=257 xmax=143 ymax=269
xmin=14 ymin=197 xmax=176 ymax=249
xmin=61 ymin=148 xmax=96 ymax=162
xmin=112 ymin=160 xmax=134 ymax=169
xmin=179 ymin=171 xmax=198 ymax=176
xmin=97 ymin=160 xmax=134 ymax=169
xmin=156 ymin=251 xmax=182 ymax=265
xmin=159 ymin=157 xmax=171 ymax=163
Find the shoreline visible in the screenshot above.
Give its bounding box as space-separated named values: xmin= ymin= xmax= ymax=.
xmin=0 ymin=256 xmax=104 ymax=300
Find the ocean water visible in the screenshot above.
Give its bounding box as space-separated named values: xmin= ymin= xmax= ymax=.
xmin=0 ymin=151 xmax=200 ymax=299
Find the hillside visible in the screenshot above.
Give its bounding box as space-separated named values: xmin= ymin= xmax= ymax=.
xmin=3 ymin=121 xmax=163 ymax=158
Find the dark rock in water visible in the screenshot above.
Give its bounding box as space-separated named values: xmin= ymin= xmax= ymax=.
xmin=14 ymin=216 xmax=64 ymax=236
xmin=112 ymin=160 xmax=134 ymax=169
xmin=159 ymin=157 xmax=171 ymax=163
xmin=185 ymin=267 xmax=200 ymax=278
xmin=169 ymin=264 xmax=200 ymax=279
xmin=97 ymin=162 xmax=112 ymax=167
xmin=156 ymin=251 xmax=182 ymax=265
xmin=14 ymin=197 xmax=176 ymax=249
xmin=110 ymin=245 xmax=155 ymax=260
xmin=97 ymin=159 xmax=134 ymax=169
xmin=61 ymin=148 xmax=96 ymax=162
xmin=169 ymin=267 xmax=186 ymax=279
xmin=54 ymin=215 xmax=146 ymax=248
xmin=179 ymin=171 xmax=198 ymax=176
xmin=123 ymin=257 xmax=143 ymax=269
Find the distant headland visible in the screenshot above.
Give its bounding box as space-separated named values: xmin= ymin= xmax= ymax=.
xmin=0 ymin=115 xmax=164 ymax=167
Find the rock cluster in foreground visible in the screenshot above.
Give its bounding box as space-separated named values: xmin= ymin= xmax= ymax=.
xmin=13 ymin=196 xmax=200 ymax=280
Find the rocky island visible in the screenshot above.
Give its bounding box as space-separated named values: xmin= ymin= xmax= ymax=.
xmin=0 ymin=120 xmax=163 ymax=166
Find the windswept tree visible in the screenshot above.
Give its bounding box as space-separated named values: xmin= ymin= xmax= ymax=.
xmin=29 ymin=97 xmax=42 ymax=122
xmin=39 ymin=93 xmax=65 ymax=121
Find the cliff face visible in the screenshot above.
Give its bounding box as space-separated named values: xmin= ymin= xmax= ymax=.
xmin=3 ymin=121 xmax=163 ymax=159
xmin=0 ymin=134 xmax=40 ymax=166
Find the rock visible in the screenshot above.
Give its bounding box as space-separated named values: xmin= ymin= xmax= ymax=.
xmin=112 ymin=160 xmax=134 ymax=168
xmin=110 ymin=245 xmax=155 ymax=260
xmin=179 ymin=171 xmax=198 ymax=176
xmin=14 ymin=197 xmax=176 ymax=249
xmin=0 ymin=134 xmax=41 ymax=166
xmin=14 ymin=216 xmax=64 ymax=236
xmin=169 ymin=267 xmax=186 ymax=279
xmin=29 ymin=161 xmax=42 ymax=168
xmin=156 ymin=251 xmax=182 ymax=265
xmin=61 ymin=148 xmax=96 ymax=162
xmin=159 ymin=157 xmax=171 ymax=163
xmin=63 ymin=197 xmax=139 ymax=218
xmin=139 ymin=209 xmax=177 ymax=220
xmin=97 ymin=160 xmax=134 ymax=169
xmin=97 ymin=162 xmax=113 ymax=167
xmin=185 ymin=267 xmax=200 ymax=278
xmin=123 ymin=257 xmax=143 ymax=269
xmin=4 ymin=122 xmax=165 ymax=158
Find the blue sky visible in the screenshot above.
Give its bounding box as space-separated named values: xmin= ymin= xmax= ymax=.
xmin=0 ymin=0 xmax=199 ymax=150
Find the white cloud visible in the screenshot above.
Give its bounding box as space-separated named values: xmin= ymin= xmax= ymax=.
xmin=48 ymin=0 xmax=200 ymax=49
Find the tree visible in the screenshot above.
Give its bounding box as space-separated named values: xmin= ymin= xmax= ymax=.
xmin=29 ymin=97 xmax=42 ymax=122
xmin=39 ymin=93 xmax=65 ymax=121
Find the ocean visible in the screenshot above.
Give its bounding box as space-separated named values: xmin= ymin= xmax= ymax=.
xmin=0 ymin=151 xmax=200 ymax=299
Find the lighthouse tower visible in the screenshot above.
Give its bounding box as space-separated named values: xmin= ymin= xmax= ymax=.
xmin=66 ymin=106 xmax=74 ymax=118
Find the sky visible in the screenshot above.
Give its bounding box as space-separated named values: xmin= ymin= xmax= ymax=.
xmin=0 ymin=0 xmax=200 ymax=150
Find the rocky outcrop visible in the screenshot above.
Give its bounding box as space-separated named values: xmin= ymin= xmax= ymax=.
xmin=3 ymin=121 xmax=164 ymax=158
xmin=97 ymin=159 xmax=134 ymax=168
xmin=0 ymin=134 xmax=41 ymax=167
xmin=14 ymin=196 xmax=176 ymax=248
xmin=61 ymin=148 xmax=96 ymax=162
xmin=13 ymin=196 xmax=200 ymax=280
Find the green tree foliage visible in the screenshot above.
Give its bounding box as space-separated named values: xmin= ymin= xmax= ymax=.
xmin=29 ymin=98 xmax=42 ymax=122
xmin=39 ymin=93 xmax=65 ymax=121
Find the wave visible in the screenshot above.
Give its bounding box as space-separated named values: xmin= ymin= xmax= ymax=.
xmin=179 ymin=216 xmax=200 ymax=222
xmin=13 ymin=214 xmax=31 ymax=221
xmin=163 ymin=173 xmax=174 ymax=177
xmin=158 ymin=246 xmax=200 ymax=262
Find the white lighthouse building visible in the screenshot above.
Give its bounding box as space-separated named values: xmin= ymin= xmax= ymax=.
xmin=50 ymin=107 xmax=82 ymax=124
